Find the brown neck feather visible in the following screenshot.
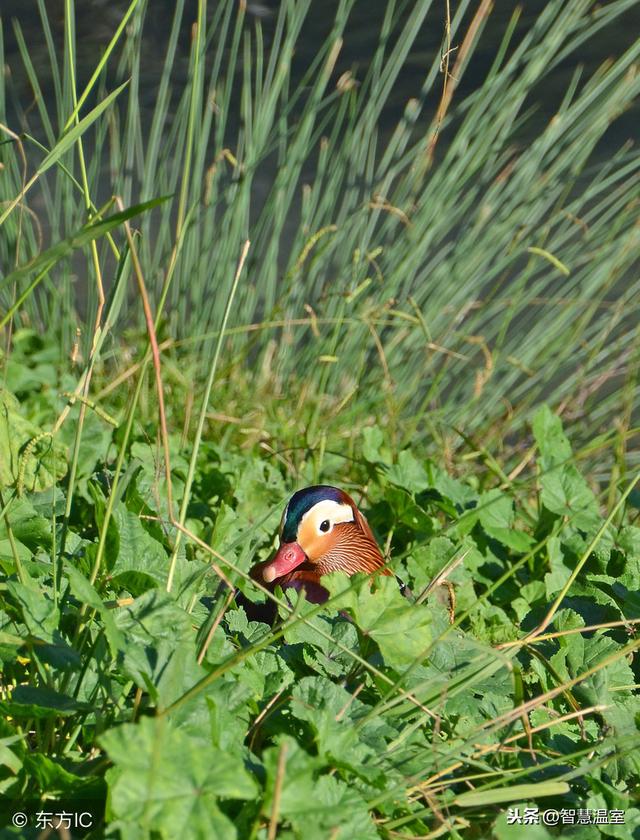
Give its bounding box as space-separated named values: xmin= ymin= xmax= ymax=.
xmin=316 ymin=522 xmax=389 ymax=576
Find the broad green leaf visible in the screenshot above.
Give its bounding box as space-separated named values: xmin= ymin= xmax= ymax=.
xmin=30 ymin=486 xmax=66 ymax=517
xmin=532 ymin=406 xmax=601 ymax=532
xmin=128 ymin=438 xmax=188 ymax=521
xmin=407 ymin=536 xmax=461 ymax=586
xmin=262 ymin=739 xmax=377 ymax=840
xmin=539 ymin=464 xmax=601 ymax=531
xmin=291 ymin=774 xmax=379 ymax=840
xmin=102 ymin=717 xmax=256 ymax=837
xmin=210 ymin=503 xmax=244 ymax=555
xmin=386 ymin=449 xmax=430 ymax=493
xmin=610 ymin=526 xmax=640 ymax=590
xmin=384 ymin=485 xmax=434 ymax=534
xmin=544 ymin=536 xmax=572 ymax=598
xmin=324 ymin=573 xmax=432 ymax=668
xmin=0 ymin=496 xmax=52 ymax=549
xmin=22 ymin=753 xmax=104 ymax=798
xmin=232 ymin=647 xmax=294 ymax=700
xmin=290 ymin=676 xmax=389 ymax=780
xmin=261 ymin=737 xmax=319 ymax=818
xmin=0 ymin=538 xmax=31 ymax=568
xmin=0 ymin=631 xmax=25 ymax=647
xmin=110 ymin=504 xmax=169 ymax=594
xmin=0 ymin=389 xmax=67 ymax=492
xmin=361 ymin=425 xmax=388 ymax=463
xmin=0 ymin=686 xmax=91 ymax=718
xmin=478 ymin=488 xmax=514 ymax=530
xmin=6 ymin=580 xmax=59 ymax=642
xmin=431 ymin=467 xmax=478 ymax=508
xmin=532 ymin=405 xmax=573 ymax=465
xmin=277 ymin=592 xmax=335 ymax=647
xmin=568 ymin=633 xmax=640 ymax=780
xmin=113 ymin=589 xmax=204 ymax=707
xmin=484 ymin=527 xmax=534 ymax=552
xmin=232 ymin=459 xmax=286 ymax=536
xmin=3 ymin=356 xmax=57 ymax=393
xmin=301 ymin=618 xmax=361 ymax=678
xmin=64 ymin=564 xmax=125 ymax=655
xmin=548 ymin=609 xmax=585 ymax=681
xmin=57 ymin=409 xmax=115 ymax=491
xmin=206 ymin=680 xmax=254 ymax=752
xmin=0 ymin=737 xmax=22 ymax=776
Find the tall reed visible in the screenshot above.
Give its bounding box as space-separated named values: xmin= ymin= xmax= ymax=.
xmin=1 ymin=0 xmax=639 ymax=464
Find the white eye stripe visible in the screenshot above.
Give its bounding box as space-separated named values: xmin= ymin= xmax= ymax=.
xmin=301 ymin=500 xmax=354 ymax=533
xmin=279 ymin=502 xmax=289 ymax=536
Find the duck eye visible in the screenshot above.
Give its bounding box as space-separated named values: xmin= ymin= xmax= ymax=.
xmin=319 ymin=519 xmax=331 ymax=533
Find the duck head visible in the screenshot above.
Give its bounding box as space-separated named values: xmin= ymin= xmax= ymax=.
xmin=251 ymin=485 xmax=390 ymax=603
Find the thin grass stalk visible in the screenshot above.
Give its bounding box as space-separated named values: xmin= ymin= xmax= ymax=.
xmin=365 ymin=635 xmax=640 ymax=813
xmin=77 ymin=2 xmax=210 ymax=591
xmin=121 ymin=207 xmax=174 ymax=521
xmin=56 ymin=0 xmax=109 ymax=563
xmin=166 ymin=239 xmax=250 ymax=592
xmin=527 ymin=469 xmax=640 ymax=639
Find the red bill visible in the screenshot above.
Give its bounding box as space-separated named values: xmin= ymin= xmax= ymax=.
xmin=261 ymin=542 xmax=307 ymax=583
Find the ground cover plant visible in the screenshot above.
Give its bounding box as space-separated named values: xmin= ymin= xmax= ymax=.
xmin=1 ymin=0 xmax=640 ymax=837
xmin=0 ymin=384 xmax=639 ymax=838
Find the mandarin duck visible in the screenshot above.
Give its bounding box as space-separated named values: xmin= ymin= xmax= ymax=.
xmin=250 ymin=485 xmax=393 ymax=605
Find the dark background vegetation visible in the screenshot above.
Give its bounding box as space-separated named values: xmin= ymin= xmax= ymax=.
xmin=1 ymin=1 xmax=640 ymax=837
